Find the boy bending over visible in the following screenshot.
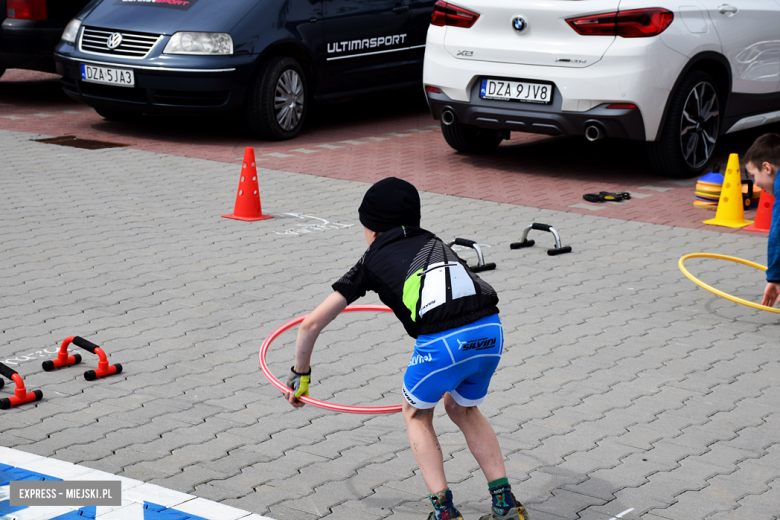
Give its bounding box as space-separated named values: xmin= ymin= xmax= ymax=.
xmin=285 ymin=177 xmax=529 ymax=520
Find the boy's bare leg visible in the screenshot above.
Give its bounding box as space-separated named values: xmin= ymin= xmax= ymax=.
xmin=403 ymin=400 xmax=448 ymax=493
xmin=443 ymin=393 xmax=506 ymax=482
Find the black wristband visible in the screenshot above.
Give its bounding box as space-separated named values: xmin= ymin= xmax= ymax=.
xmin=291 ymin=366 xmax=311 ymax=376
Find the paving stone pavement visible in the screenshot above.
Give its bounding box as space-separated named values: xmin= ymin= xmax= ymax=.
xmin=3 ymin=69 xmax=778 ymax=233
xmin=1 ymin=128 xmax=779 ymax=520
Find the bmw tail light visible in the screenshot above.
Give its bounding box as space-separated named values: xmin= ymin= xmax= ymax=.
xmin=616 ymin=9 xmax=674 ymax=37
xmin=431 ymin=1 xmax=480 ymax=28
xmin=567 ymin=8 xmax=674 ymax=38
xmin=7 ymin=0 xmax=47 ymax=20
xmin=566 ymin=12 xmax=616 ymax=35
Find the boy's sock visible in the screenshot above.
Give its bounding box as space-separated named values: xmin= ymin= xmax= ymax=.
xmin=488 ymin=478 xmax=516 ymax=516
xmin=429 ymin=488 xmax=460 ymax=520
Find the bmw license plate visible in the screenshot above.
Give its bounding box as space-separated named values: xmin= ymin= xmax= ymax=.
xmin=81 ymin=64 xmax=135 ymax=88
xmin=480 ymin=78 xmax=552 ymax=104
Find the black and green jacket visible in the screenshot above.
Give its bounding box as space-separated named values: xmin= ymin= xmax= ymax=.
xmin=333 ymin=226 xmax=499 ymax=338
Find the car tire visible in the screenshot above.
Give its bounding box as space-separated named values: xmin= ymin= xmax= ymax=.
xmin=95 ymin=108 xmax=143 ymax=121
xmin=648 ymin=70 xmax=721 ymax=178
xmin=245 ymin=56 xmax=307 ymax=140
xmin=440 ymin=121 xmax=504 ymax=154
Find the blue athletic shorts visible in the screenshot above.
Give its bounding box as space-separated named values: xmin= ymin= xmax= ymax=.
xmin=402 ymin=314 xmax=503 ymax=409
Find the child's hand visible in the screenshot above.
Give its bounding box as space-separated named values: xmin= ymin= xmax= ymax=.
xmin=285 ymin=367 xmax=311 ymax=408
xmin=762 ymin=282 xmax=780 ymax=307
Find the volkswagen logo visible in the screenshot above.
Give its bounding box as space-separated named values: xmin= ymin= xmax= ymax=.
xmin=512 ymin=16 xmax=527 ymax=32
xmin=106 ymin=33 xmax=123 ymax=50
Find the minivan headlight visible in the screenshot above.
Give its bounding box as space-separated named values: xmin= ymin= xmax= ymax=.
xmin=61 ymin=18 xmax=82 ymax=43
xmin=164 ymin=32 xmax=233 ymax=55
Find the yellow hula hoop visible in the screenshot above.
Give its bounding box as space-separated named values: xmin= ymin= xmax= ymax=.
xmin=678 ymin=253 xmax=780 ymax=314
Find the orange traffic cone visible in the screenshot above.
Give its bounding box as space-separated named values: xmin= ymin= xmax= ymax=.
xmin=703 ymin=153 xmax=753 ymax=228
xmin=744 ymin=191 xmax=774 ymax=232
xmin=222 ymin=147 xmax=273 ymax=221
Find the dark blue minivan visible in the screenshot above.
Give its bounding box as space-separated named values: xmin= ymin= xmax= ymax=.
xmin=54 ymin=0 xmax=435 ymax=139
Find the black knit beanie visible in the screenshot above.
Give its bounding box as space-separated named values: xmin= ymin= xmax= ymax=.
xmin=358 ymin=177 xmax=421 ymax=232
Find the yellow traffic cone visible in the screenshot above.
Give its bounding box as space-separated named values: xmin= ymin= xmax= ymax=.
xmin=703 ymin=153 xmax=753 ymax=228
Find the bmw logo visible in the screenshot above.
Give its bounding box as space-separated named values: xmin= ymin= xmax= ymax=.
xmin=512 ymin=16 xmax=527 ymax=32
xmin=107 ymin=33 xmax=123 ymax=50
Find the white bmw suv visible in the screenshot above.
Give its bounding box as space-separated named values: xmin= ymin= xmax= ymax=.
xmin=422 ymin=0 xmax=780 ymax=177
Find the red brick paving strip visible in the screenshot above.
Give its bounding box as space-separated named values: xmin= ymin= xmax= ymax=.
xmin=0 ymin=69 xmax=772 ymax=236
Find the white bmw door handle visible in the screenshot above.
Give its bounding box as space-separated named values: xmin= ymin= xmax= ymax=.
xmin=718 ymin=4 xmax=738 ymax=15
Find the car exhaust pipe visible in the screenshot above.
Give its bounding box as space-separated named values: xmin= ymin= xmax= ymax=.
xmin=441 ymin=109 xmax=456 ymax=126
xmin=584 ymin=123 xmax=605 ymax=142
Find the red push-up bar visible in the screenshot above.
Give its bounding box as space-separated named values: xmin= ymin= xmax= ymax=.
xmin=43 ymin=336 xmax=122 ymax=380
xmin=42 ymin=336 xmax=82 ymax=371
xmin=0 ymin=362 xmax=43 ymax=409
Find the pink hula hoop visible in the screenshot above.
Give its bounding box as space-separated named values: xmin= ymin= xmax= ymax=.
xmin=259 ymin=304 xmax=402 ymax=414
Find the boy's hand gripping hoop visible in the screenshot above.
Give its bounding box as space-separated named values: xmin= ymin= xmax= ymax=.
xmin=679 ymin=253 xmax=780 ymax=314
xmin=287 ymin=367 xmax=311 ymax=398
xmin=259 ymin=305 xmax=401 ymax=414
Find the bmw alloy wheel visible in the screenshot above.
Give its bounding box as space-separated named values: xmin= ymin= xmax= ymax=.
xmin=679 ymin=81 xmax=719 ymax=170
xmin=274 ymin=69 xmax=304 ymax=132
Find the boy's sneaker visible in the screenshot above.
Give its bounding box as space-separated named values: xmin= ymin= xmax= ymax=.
xmin=478 ymin=492 xmax=529 ymax=520
xmin=427 ymin=512 xmax=463 ymax=520
xmin=427 ymin=489 xmax=463 ymax=520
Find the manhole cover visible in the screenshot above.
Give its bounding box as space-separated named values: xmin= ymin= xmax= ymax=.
xmin=34 ymin=136 xmax=129 ymax=150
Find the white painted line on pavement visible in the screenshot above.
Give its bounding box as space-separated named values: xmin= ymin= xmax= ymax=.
xmin=568 ymin=203 xmax=606 ymax=211
xmin=288 ymin=148 xmax=321 ymax=154
xmin=0 ymin=447 xmax=43 ymax=467
xmin=174 ymin=498 xmax=249 ymax=520
xmin=228 ymin=130 xmax=437 ymax=161
xmin=22 ymin=457 xmax=93 ymax=480
xmin=121 ymin=483 xmax=193 ymax=508
xmin=660 ymin=180 xmax=695 ymax=186
xmin=629 ymin=193 xmax=653 ymax=199
xmin=637 ymin=185 xmax=674 ymax=192
xmin=3 ymin=347 xmax=74 ymax=366
xmin=0 ymin=447 xmax=277 ymax=520
xmin=274 ymin=213 xmax=354 ymax=236
xmin=608 ymin=507 xmax=634 ymax=520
